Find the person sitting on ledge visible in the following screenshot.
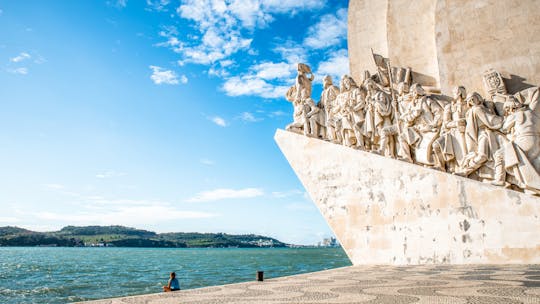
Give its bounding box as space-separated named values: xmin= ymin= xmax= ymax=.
xmin=163 ymin=272 xmax=180 ymax=292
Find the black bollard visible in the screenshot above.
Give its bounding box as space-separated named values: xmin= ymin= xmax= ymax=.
xmin=256 ymin=270 xmax=264 ymax=281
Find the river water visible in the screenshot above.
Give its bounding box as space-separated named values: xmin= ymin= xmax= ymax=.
xmin=0 ymin=247 xmax=351 ymax=303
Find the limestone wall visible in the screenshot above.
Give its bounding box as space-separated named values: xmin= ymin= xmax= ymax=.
xmin=348 ymin=0 xmax=388 ymax=76
xmin=275 ymin=129 xmax=540 ymax=265
xmin=348 ymin=0 xmax=540 ymax=95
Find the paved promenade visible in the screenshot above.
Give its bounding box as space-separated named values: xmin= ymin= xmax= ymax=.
xmin=81 ymin=264 xmax=540 ymax=304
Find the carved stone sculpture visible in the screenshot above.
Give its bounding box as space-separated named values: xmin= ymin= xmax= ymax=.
xmin=334 ymin=75 xmax=364 ymax=148
xmin=285 ymin=63 xmax=315 ymax=135
xmin=433 ymin=86 xmax=469 ymax=172
xmin=457 ymin=92 xmax=504 ymax=179
xmin=397 ymin=84 xmax=443 ymax=164
xmin=493 ymin=90 xmax=540 ymax=194
xmin=282 ymin=57 xmax=540 ymax=197
xmin=319 ymin=75 xmax=340 ymax=141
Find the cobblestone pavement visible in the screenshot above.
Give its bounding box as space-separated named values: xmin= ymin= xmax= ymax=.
xmin=80 ymin=264 xmax=540 ymax=304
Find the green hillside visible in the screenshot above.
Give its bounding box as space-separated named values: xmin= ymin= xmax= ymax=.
xmin=0 ymin=225 xmax=288 ymax=248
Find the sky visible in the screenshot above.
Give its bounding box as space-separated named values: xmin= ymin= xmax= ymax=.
xmin=0 ymin=0 xmax=350 ymax=245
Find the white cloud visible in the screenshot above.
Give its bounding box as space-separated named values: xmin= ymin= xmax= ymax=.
xmin=44 ymin=183 xmax=65 ymax=190
xmin=222 ymin=76 xmax=289 ymax=99
xmin=271 ymin=189 xmax=304 ymax=198
xmin=217 ymin=49 xmax=301 ymax=99
xmin=107 ymin=0 xmax=127 ymax=8
xmin=7 ymin=67 xmax=28 ymax=75
xmin=149 ymin=65 xmax=179 ymax=85
xmin=146 ymin=0 xmax=169 ymax=11
xmin=158 ymin=0 xmax=324 ymax=68
xmin=220 ymin=60 xmax=234 ymax=67
xmin=304 ymin=8 xmax=347 ymax=49
xmin=186 ymin=187 xmax=264 ymax=202
xmin=29 ymin=185 xmax=219 ymax=227
xmin=199 ymin=158 xmax=215 ymax=165
xmin=269 ymin=110 xmax=288 ymax=117
xmin=33 ymin=54 xmax=46 ymax=64
xmin=253 ymin=62 xmax=294 ymax=80
xmin=316 ymin=48 xmax=349 ymax=81
xmin=33 ymin=203 xmax=216 ymax=226
xmin=210 ymin=116 xmax=228 ymax=127
xmin=95 ymin=170 xmax=127 ymax=179
xmin=10 ymin=52 xmax=31 ymax=63
xmin=274 ymin=42 xmax=308 ymax=64
xmin=179 ymin=74 xmax=188 ymax=84
xmin=238 ymin=112 xmax=262 ymax=122
xmin=208 ymin=67 xmax=229 ymax=78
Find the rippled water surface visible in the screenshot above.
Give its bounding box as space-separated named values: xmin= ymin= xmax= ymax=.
xmin=0 ymin=247 xmax=351 ymax=303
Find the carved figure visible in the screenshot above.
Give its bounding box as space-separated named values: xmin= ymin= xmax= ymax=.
xmin=372 ymin=85 xmax=396 ymax=157
xmin=398 ymin=84 xmax=443 ymax=164
xmin=493 ymin=90 xmax=540 ymax=194
xmin=285 ymin=63 xmax=315 ymax=135
xmin=283 ymin=59 xmax=540 ymax=196
xmin=319 ymin=75 xmax=340 ymax=141
xmin=457 ymin=92 xmax=504 ymax=179
xmin=433 ymin=86 xmax=469 ymax=172
xmin=351 ymin=84 xmax=368 ymax=150
xmin=306 ymin=96 xmax=324 ymax=138
xmin=334 ymin=75 xmax=361 ymax=147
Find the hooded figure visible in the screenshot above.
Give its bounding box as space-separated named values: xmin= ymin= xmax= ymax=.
xmin=458 ymin=92 xmax=504 ymax=178
xmin=493 ymin=89 xmax=540 ymax=194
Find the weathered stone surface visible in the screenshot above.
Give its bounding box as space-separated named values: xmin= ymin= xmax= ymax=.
xmin=275 ymin=129 xmax=540 ymax=265
xmin=348 ymin=0 xmax=540 ymax=95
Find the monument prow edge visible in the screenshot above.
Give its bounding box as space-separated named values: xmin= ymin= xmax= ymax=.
xmin=275 ymin=128 xmax=540 ymax=265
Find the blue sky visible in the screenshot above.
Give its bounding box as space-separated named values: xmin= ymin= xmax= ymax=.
xmin=0 ymin=0 xmax=349 ymax=245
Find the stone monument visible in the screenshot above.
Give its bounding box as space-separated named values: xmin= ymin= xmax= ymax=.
xmin=275 ymin=0 xmax=540 ymax=265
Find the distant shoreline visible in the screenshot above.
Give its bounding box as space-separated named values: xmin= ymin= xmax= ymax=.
xmin=0 ymin=225 xmax=339 ymax=248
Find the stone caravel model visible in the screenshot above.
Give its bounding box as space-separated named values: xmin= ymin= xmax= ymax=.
xmin=275 ymin=129 xmax=540 ymax=265
xmin=276 ymin=0 xmax=540 ymax=265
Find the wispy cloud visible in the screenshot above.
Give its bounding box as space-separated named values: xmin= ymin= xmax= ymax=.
xmin=179 ymin=74 xmax=188 ymax=84
xmin=146 ymin=0 xmax=169 ymax=11
xmin=221 ymin=76 xmax=289 ymax=99
xmin=199 ymin=158 xmax=215 ymax=165
xmin=95 ymin=170 xmax=127 ymax=179
xmin=158 ymin=0 xmax=324 ymax=68
xmin=210 ymin=116 xmax=228 ymax=127
xmin=252 ymin=62 xmax=294 ymax=80
xmin=238 ymin=112 xmax=262 ymax=122
xmin=6 ymin=67 xmax=28 ymax=75
xmin=316 ymin=49 xmax=349 ymax=81
xmin=273 ymin=41 xmax=308 ymax=64
xmin=107 ymin=0 xmax=127 ymax=8
xmin=44 ymin=183 xmax=65 ymax=190
xmin=186 ymin=187 xmax=264 ymax=202
xmin=304 ymin=8 xmax=347 ymax=50
xmin=149 ymin=65 xmax=181 ymax=85
xmin=35 ymin=185 xmax=218 ymax=225
xmin=10 ymin=52 xmax=31 ymax=63
xmin=271 ymin=189 xmax=304 ymax=198
xmin=221 ymin=53 xmax=296 ymax=99
xmin=269 ymin=110 xmax=288 ymax=118
xmin=33 ymin=203 xmax=217 ymax=226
